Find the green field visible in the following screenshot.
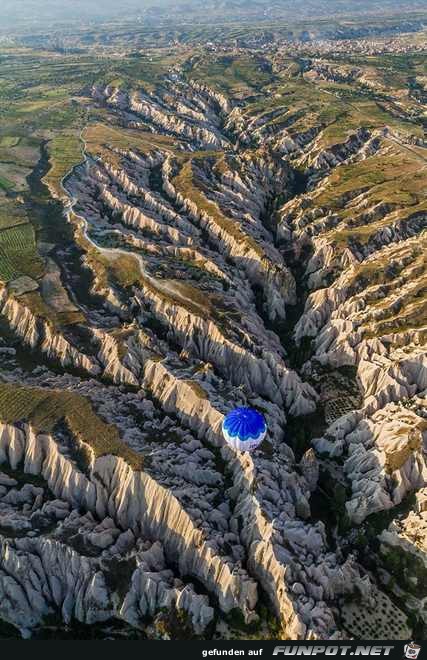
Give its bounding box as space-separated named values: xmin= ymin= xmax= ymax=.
xmin=190 ymin=53 xmax=276 ymax=97
xmin=0 ymin=223 xmax=44 ymax=282
xmin=43 ymin=132 xmax=84 ymax=199
xmin=0 ymin=137 xmax=20 ymax=148
xmin=0 ymin=176 xmax=14 ymax=191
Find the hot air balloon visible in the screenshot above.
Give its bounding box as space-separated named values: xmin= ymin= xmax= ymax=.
xmin=222 ymin=407 xmax=267 ymax=452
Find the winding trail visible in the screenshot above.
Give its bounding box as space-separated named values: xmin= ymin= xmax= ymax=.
xmin=60 ymin=133 xmax=211 ymax=318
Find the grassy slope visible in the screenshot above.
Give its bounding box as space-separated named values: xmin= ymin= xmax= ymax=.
xmin=0 ymin=382 xmax=144 ymax=470
xmin=43 ymin=133 xmax=84 ymax=200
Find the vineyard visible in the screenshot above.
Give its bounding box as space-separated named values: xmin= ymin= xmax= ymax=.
xmin=0 ymin=223 xmax=44 ymax=282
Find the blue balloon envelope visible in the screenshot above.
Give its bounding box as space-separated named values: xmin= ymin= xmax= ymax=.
xmin=222 ymin=407 xmax=267 ymax=452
